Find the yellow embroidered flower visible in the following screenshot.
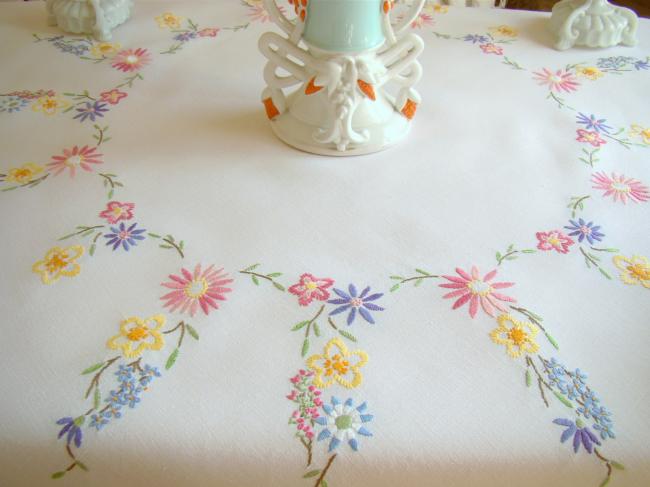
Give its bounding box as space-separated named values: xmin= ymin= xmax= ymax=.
xmin=155 ymin=12 xmax=183 ymax=29
xmin=424 ymin=2 xmax=448 ymax=14
xmin=613 ymin=254 xmax=650 ymax=289
xmin=629 ymin=124 xmax=650 ymax=145
xmin=490 ymin=314 xmax=540 ymax=359
xmin=32 ymin=245 xmax=84 ymax=284
xmin=576 ymin=66 xmax=604 ymax=80
xmin=5 ymin=162 xmax=44 ymax=184
xmin=489 ymin=25 xmax=518 ymax=37
xmin=89 ymin=42 xmax=121 ymax=59
xmin=31 ymin=95 xmax=70 ymax=116
xmin=107 ymin=315 xmax=166 ymax=358
xmin=306 ymin=338 xmax=368 ymax=389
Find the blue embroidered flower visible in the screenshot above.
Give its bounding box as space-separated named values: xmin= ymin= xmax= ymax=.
xmin=73 ymin=101 xmax=108 ymax=123
xmin=123 ymin=385 xmax=143 ymax=408
xmin=594 ymin=422 xmax=616 ymax=440
xmin=327 ymin=284 xmax=384 ymax=325
xmin=596 ymin=56 xmax=636 ymax=70
xmin=634 ymin=59 xmax=650 ymax=71
xmin=56 ymin=417 xmax=83 ymax=447
xmin=89 ymin=413 xmax=109 ymax=431
xmin=315 ymin=397 xmax=373 ymax=452
xmin=52 ymin=40 xmax=89 ymax=56
xmin=174 ymin=32 xmax=197 ymax=42
xmin=463 ymin=34 xmax=489 ymax=44
xmin=591 ymin=406 xmax=613 ymax=425
xmin=553 ymin=418 xmax=601 ymax=454
xmin=115 ymin=365 xmax=134 ymax=382
xmin=576 ymin=113 xmax=612 ymax=134
xmin=0 ymin=96 xmax=29 ymax=113
xmin=104 ymin=222 xmax=147 ymax=251
xmin=140 ymin=365 xmax=162 ymax=385
xmin=564 ymin=219 xmax=604 ymax=245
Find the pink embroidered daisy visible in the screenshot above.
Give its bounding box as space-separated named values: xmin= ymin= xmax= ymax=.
xmin=198 ymin=28 xmax=219 ymax=37
xmin=576 ymin=129 xmax=606 ymax=147
xmin=536 ymin=230 xmax=574 ymax=254
xmin=592 ymin=172 xmax=650 ymax=204
xmin=533 ymin=68 xmax=579 ymax=93
xmin=160 ymin=264 xmax=233 ymax=317
xmin=47 ymin=145 xmax=103 ymax=177
xmin=100 ymin=88 xmax=128 ymax=105
xmin=480 ymin=43 xmax=503 ymax=55
xmin=247 ymin=4 xmax=282 ymax=23
xmin=99 ymin=201 xmax=135 ymax=224
xmin=410 ymin=13 xmax=434 ymax=28
xmin=288 ymin=273 xmax=335 ymax=306
xmin=111 ymin=48 xmax=151 ymax=73
xmin=439 ymin=266 xmax=515 ymax=319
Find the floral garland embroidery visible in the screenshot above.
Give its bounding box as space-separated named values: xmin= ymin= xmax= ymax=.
xmin=156 ymin=12 xmax=222 ymax=55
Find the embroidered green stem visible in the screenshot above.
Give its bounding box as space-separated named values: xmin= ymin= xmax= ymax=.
xmin=89 ymin=231 xmax=103 ymax=256
xmin=579 ymin=247 xmax=612 ymax=280
xmin=590 ymin=246 xmax=619 ymax=253
xmin=299 ymin=437 xmax=313 ymax=466
xmin=432 ymin=31 xmax=452 ymax=39
xmin=603 ymin=131 xmax=633 ymax=149
xmin=162 ymin=322 xmax=197 ymax=369
xmin=389 ymin=269 xmax=439 ymax=292
xmin=161 ymin=44 xmax=184 ymax=55
xmin=509 ymin=306 xmax=559 ymax=349
xmin=547 ymin=91 xmax=574 ymax=111
xmin=115 ymin=73 xmax=144 ymax=90
xmin=62 ymin=91 xmax=96 ymax=103
xmin=239 ymin=264 xmax=285 ymax=291
xmin=93 ymin=125 xmax=110 ymax=147
xmin=83 ymin=356 xmax=120 ymax=400
xmin=579 ymin=147 xmax=600 ymax=167
xmin=327 ymin=317 xmax=358 ymax=343
xmin=526 ymin=355 xmax=551 ymax=408
xmin=496 ymin=244 xmax=536 ymax=266
xmin=163 ymin=321 xmax=187 ymax=349
xmin=98 ymin=173 xmax=123 ymax=199
xmin=567 ymin=195 xmax=590 ymax=218
xmin=594 ymin=448 xmax=624 ymax=487
xmin=147 ymin=233 xmax=185 ymax=258
xmin=314 ymin=454 xmax=337 ymax=487
xmin=502 ymin=56 xmax=525 ymax=70
xmin=59 ymin=225 xmax=105 ymax=241
xmin=1 ymin=172 xmax=50 ymax=192
xmin=51 ymin=443 xmax=89 ymax=478
xmin=222 ymin=23 xmax=250 ymax=32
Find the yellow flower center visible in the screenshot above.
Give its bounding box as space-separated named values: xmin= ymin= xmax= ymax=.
xmin=641 ymin=129 xmax=650 ymax=140
xmin=507 ymin=326 xmax=528 ymax=346
xmin=12 ymin=168 xmax=33 ymax=181
xmin=627 ymin=263 xmax=650 ymax=280
xmin=112 ymin=207 xmax=123 ymax=216
xmin=43 ymin=99 xmax=57 ymax=109
xmin=324 ymin=354 xmax=349 ymax=376
xmin=126 ymin=55 xmax=138 ymax=64
xmin=126 ymin=325 xmax=149 ymax=341
xmin=185 ymin=278 xmax=208 ymax=298
xmin=548 ymin=236 xmax=560 ymax=246
xmin=99 ymin=44 xmax=113 ymax=53
xmin=467 ymin=279 xmax=491 ymax=296
xmin=305 ymin=281 xmax=318 ymax=291
xmin=66 ymin=155 xmax=82 ymax=167
xmin=611 ymin=182 xmax=630 ymax=193
xmin=45 ymin=252 xmax=68 ymax=273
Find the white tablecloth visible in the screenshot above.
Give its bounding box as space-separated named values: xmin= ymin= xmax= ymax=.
xmin=1 ymin=1 xmax=649 ymax=486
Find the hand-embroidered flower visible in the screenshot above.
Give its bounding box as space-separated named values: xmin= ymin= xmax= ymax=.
xmin=576 ymin=129 xmax=606 ymax=147
xmin=439 ymin=266 xmax=515 ymax=319
xmin=174 ymin=32 xmax=197 ymax=42
xmin=73 ymin=101 xmax=108 ymax=123
xmin=463 ymin=34 xmax=489 ymax=44
xmin=107 ymin=315 xmax=165 ymax=358
xmin=629 ymin=124 xmax=650 ymax=144
xmin=5 ymin=163 xmax=44 ymax=184
xmin=99 ymin=201 xmax=135 ymax=224
xmin=47 ymin=145 xmax=103 ymax=177
xmin=306 ymin=338 xmax=368 ymax=389
xmin=489 ymin=314 xmax=539 ymax=358
xmin=198 ymin=28 xmax=219 ymax=37
xmin=100 ymin=89 xmax=128 ymax=105
xmin=160 ymin=264 xmax=233 ymax=316
xmin=480 ymin=43 xmax=503 ymax=55
xmin=564 ymin=219 xmax=604 ymax=244
xmin=409 ymin=13 xmax=434 ymax=28
xmin=327 ymin=284 xmax=384 ymax=325
xmin=245 ymin=1 xmax=280 ymax=23
xmin=431 ymin=4 xmax=448 ymax=13
xmin=111 ymin=48 xmax=151 ymax=72
xmin=592 ymin=172 xmax=650 ymax=204
xmin=536 ymin=230 xmax=574 ymax=254
xmin=289 ymin=273 xmax=335 ymax=306
xmin=576 ymin=66 xmax=604 ymax=80
xmin=89 ymin=42 xmax=121 ymax=58
xmin=155 ymin=12 xmax=183 ymax=29
xmin=0 ymin=95 xmax=28 ymax=113
xmin=31 ymin=95 xmax=70 ymax=116
xmin=553 ymin=418 xmax=601 ymax=454
xmin=576 ymin=113 xmax=612 ymax=134
xmin=533 ymin=68 xmax=579 ymax=93
xmin=56 ymin=417 xmax=83 ymax=447
xmin=104 ymin=222 xmax=147 ymax=251
xmin=32 ymin=245 xmax=84 ymax=284
xmin=489 ymin=25 xmax=518 ymax=37
xmin=287 ymin=369 xmax=323 ymax=441
xmin=612 ymin=255 xmax=650 ymax=288
xmin=315 ymin=397 xmax=373 ymax=452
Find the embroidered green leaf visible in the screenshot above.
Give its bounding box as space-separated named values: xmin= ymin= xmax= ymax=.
xmin=414 ymin=278 xmax=424 ymax=287
xmin=159 ymin=244 xmax=173 ymax=249
xmin=553 ymin=391 xmax=573 ymax=409
xmin=252 ymin=275 xmax=260 ymax=286
xmin=321 ymin=479 xmax=328 ymax=487
xmin=505 ymin=255 xmax=517 ymax=261
xmin=390 ymin=283 xmax=400 ymax=292
xmin=273 ymin=281 xmax=285 ymax=291
xmin=76 ymin=461 xmax=88 ymax=472
xmin=267 ymin=272 xmax=282 ymax=278
xmin=81 ymin=362 xmax=104 ymax=375
xmin=599 ymin=476 xmax=610 ymax=487
xmin=242 ymin=263 xmax=260 ymax=272
xmin=93 ymin=387 xmax=101 ymax=410
xmin=313 ymin=322 xmax=321 ymax=337
xmin=51 ymin=471 xmax=66 ymax=479
xmin=598 ymin=268 xmax=612 ymax=280
xmin=389 ymin=275 xmax=404 ymax=280
xmin=291 ymin=321 xmax=310 ymax=331
xmin=89 ymin=243 xmax=96 ymax=256
xmin=148 ymin=232 xmax=161 ymax=238
xmin=179 ymin=241 xmax=185 ymax=249
xmin=186 ymin=324 xmax=199 ymax=340
xmin=610 ymin=461 xmax=625 ymax=470
xmin=165 ymin=348 xmax=179 ymax=370
xmin=507 ymin=244 xmax=514 ymax=252
xmin=521 ymin=249 xmax=536 ymax=254
xmin=339 ymin=330 xmax=357 ymax=342
xmin=415 ymin=268 xmax=430 ymax=276
xmin=544 ymin=331 xmax=560 ymax=350
xmin=107 ymin=188 xmax=114 ymax=199
xmin=495 ymin=251 xmax=502 ymax=262
xmin=303 ymin=470 xmax=321 ymax=478
xmin=301 ymin=338 xmax=310 ymax=357
xmin=525 ymin=369 xmax=532 ymax=387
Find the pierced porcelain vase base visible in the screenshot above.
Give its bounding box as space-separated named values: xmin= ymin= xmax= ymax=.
xmin=46 ymin=0 xmax=133 ymax=41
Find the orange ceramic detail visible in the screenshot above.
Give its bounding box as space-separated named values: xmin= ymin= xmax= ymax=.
xmin=263 ymin=97 xmax=280 ymax=120
xmin=305 ymin=77 xmax=324 ymax=95
xmin=357 ymin=80 xmax=376 ymax=101
xmin=301 ymin=0 xmax=308 ymax=6
xmin=401 ymin=99 xmax=418 ymax=120
xmin=383 ymin=1 xmax=392 ymax=14
xmin=300 ymin=9 xmax=306 ymax=21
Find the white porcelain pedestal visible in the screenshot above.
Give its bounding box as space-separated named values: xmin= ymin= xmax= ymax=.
xmin=46 ymin=0 xmax=133 ymax=41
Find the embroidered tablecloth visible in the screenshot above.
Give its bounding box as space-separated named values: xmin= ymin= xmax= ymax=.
xmin=1 ymin=1 xmax=649 ymax=486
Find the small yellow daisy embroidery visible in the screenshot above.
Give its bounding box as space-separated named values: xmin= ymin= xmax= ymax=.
xmin=107 ymin=315 xmax=166 ymax=358
xmin=5 ymin=163 xmax=44 ymax=185
xmin=306 ymin=337 xmax=368 ymax=389
xmin=490 ymin=314 xmax=540 ymax=359
xmin=576 ymin=66 xmax=604 ymax=81
xmin=32 ymin=245 xmax=84 ymax=284
xmin=155 ymin=12 xmax=183 ymax=29
xmin=613 ymin=255 xmax=650 ymax=289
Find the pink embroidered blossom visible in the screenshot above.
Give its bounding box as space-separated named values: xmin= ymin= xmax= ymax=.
xmin=535 ymin=230 xmax=575 ymax=254
xmin=439 ymin=266 xmax=515 ymax=319
xmin=247 ymin=4 xmax=283 ymax=23
xmin=111 ymin=48 xmax=151 ymax=73
xmin=480 ymin=43 xmax=504 ymax=55
xmin=289 ymin=273 xmax=335 ymax=306
xmin=576 ymin=129 xmax=607 ymax=147
xmin=410 ymin=13 xmax=434 ymax=28
xmin=533 ymin=68 xmax=579 ymax=93
xmin=160 ymin=264 xmax=233 ymax=317
xmin=47 ymin=145 xmax=103 ymax=177
xmin=198 ymin=28 xmax=219 ymax=37
xmin=99 ymin=201 xmax=135 ymax=224
xmin=287 ymin=369 xmax=321 ymax=441
xmin=100 ymin=88 xmax=128 ymax=105
xmin=592 ymin=172 xmax=650 ymax=204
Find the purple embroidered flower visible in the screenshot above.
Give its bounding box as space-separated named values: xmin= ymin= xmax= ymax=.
xmin=463 ymin=34 xmax=489 ymax=44
xmin=327 ymin=284 xmax=384 ymax=325
xmin=596 ymin=56 xmax=636 ymax=70
xmin=564 ymin=219 xmax=605 ymax=244
xmin=73 ymin=101 xmax=109 ymax=123
xmin=576 ymin=113 xmax=612 ymax=134
xmin=104 ymin=222 xmax=146 ymax=251
xmin=174 ymin=31 xmax=197 ymax=42
xmin=56 ymin=417 xmax=83 ymax=447
xmin=634 ymin=59 xmax=650 ymax=71
xmin=553 ymin=418 xmax=601 ymax=453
